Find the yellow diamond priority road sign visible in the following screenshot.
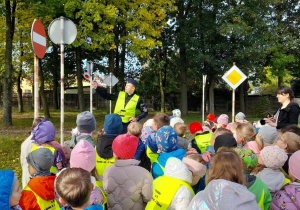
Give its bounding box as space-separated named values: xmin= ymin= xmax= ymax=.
xmin=222 ymin=65 xmax=247 ymax=90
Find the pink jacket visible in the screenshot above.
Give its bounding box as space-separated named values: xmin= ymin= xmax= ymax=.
xmin=103 ymin=159 xmax=153 ymax=210
xmin=271 ymin=183 xmax=300 ymax=210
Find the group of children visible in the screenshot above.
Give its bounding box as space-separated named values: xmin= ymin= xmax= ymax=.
xmin=1 ymin=110 xmax=300 ymax=210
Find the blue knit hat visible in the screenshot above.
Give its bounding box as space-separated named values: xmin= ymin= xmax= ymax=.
xmin=104 ymin=114 xmax=122 ymax=136
xmin=156 ymin=126 xmax=178 ymax=153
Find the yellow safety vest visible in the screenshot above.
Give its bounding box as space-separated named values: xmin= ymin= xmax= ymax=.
xmin=146 ymin=146 xmax=165 ymax=173
xmin=95 ymin=147 xmax=115 ymax=187
xmin=194 ymin=132 xmax=213 ymax=153
xmin=23 ymin=186 xmax=59 ymax=210
xmin=31 ymin=145 xmax=58 ymax=174
xmin=114 ymin=91 xmax=140 ymax=123
xmin=146 ymin=176 xmax=195 ymax=210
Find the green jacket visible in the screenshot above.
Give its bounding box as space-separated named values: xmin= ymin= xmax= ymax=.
xmin=247 ymin=174 xmax=272 ymax=210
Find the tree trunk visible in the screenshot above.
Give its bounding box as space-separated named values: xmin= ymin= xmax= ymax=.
xmin=52 ymin=45 xmax=59 ymax=109
xmin=278 ymin=76 xmax=283 ymax=87
xmin=120 ymin=42 xmax=126 ymax=90
xmin=109 ymin=49 xmax=114 ymax=73
xmin=3 ymin=0 xmax=16 ymax=126
xmin=208 ymin=79 xmax=215 ymax=114
xmin=159 ymin=67 xmax=165 ymax=113
xmin=76 ymin=47 xmax=84 ymax=112
xmin=17 ymin=40 xmax=24 ymax=113
xmin=17 ymin=64 xmax=24 ymax=113
xmin=239 ymin=82 xmax=245 ymax=113
xmin=179 ymin=48 xmax=188 ymax=116
xmin=39 ymin=59 xmax=50 ymax=118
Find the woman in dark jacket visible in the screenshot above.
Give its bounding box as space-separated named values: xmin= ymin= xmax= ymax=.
xmin=264 ymin=86 xmax=300 ymax=129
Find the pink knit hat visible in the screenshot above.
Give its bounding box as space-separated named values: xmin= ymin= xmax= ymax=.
xmin=70 ymin=140 xmax=96 ymax=172
xmin=260 ymin=145 xmax=288 ymax=169
xmin=112 ymin=134 xmax=138 ymax=159
xmin=289 ymin=150 xmax=300 ymax=180
xmin=217 ymin=114 xmax=229 ymax=125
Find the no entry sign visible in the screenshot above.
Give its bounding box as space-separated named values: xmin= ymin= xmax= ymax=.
xmin=31 ymin=19 xmax=47 ymax=58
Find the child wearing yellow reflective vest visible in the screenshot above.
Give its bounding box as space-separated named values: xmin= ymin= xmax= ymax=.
xmin=189 ymin=122 xmax=213 ymax=154
xmin=147 ymin=126 xmax=186 ymax=179
xmin=19 ymin=148 xmax=60 ymax=210
xmin=146 ymin=157 xmax=194 ymax=209
xmin=30 ymin=118 xmax=66 ymax=174
xmin=95 ymin=114 xmax=123 ymax=188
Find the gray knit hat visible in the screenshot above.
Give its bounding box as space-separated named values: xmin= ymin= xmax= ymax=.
xmin=258 ymin=126 xmax=278 ymax=144
xmin=27 ymin=148 xmax=54 ymax=173
xmin=76 ymin=111 xmax=96 ymax=133
xmin=235 ymin=112 xmax=246 ymax=121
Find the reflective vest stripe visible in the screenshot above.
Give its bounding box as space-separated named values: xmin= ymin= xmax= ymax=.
xmin=258 ymin=189 xmax=265 ymax=210
xmin=114 ymin=91 xmax=139 ymax=123
xmin=194 ymin=132 xmax=213 ymax=153
xmin=146 ymin=176 xmax=194 ymax=210
xmin=31 ymin=145 xmax=58 ymax=173
xmin=23 ymin=186 xmax=59 ymax=210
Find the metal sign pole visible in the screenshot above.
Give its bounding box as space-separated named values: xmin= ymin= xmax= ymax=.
xmin=109 ymin=72 xmax=112 ymax=114
xmin=34 ymin=55 xmax=39 ymax=119
xmin=232 ymin=89 xmax=235 ymax=123
xmin=202 ymin=75 xmax=206 ymax=124
xmin=60 ymin=18 xmax=65 ymax=145
xmin=89 ymin=61 xmax=93 ymax=113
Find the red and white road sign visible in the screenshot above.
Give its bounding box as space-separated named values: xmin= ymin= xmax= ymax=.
xmin=31 ymin=19 xmax=47 ymax=58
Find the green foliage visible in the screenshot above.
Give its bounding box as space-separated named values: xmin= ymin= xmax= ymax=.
xmin=248 ymin=96 xmax=271 ymax=118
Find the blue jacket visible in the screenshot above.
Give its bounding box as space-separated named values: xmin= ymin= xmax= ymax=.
xmin=134 ymin=139 xmax=145 ymax=161
xmin=151 ymin=148 xmax=186 ymax=179
xmin=61 ymin=204 xmax=103 ymax=210
xmin=0 ymin=170 xmax=15 ymax=210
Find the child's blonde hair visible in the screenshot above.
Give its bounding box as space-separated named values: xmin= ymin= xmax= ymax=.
xmin=205 ymin=147 xmax=245 ymax=186
xmin=174 ymin=122 xmax=187 ymax=137
xmin=127 ymin=122 xmax=143 ymax=138
xmin=56 ymin=168 xmax=92 ymax=208
xmin=210 ymin=128 xmax=233 ymax=146
xmin=236 ymin=123 xmax=256 ymax=142
xmin=230 ymin=122 xmax=240 ymax=134
xmin=255 ymin=134 xmax=265 ymax=150
xmin=281 ymin=132 xmax=300 ymax=154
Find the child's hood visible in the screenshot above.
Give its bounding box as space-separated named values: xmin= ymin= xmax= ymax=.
xmin=0 ymin=170 xmax=14 ymax=209
xmin=158 ymin=148 xmax=186 ymax=168
xmin=31 ymin=119 xmax=55 ymax=144
xmin=164 ymin=157 xmax=192 ymax=184
xmin=27 ymin=176 xmax=56 ymax=200
xmin=192 ymin=179 xmax=260 ymax=210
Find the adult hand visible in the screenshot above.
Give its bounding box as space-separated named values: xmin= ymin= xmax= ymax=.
xmin=264 ymin=118 xmax=277 ymax=127
xmin=267 ymin=115 xmax=276 ymax=122
xmin=91 ymin=81 xmax=102 ymax=89
xmin=129 ymin=117 xmax=137 ymax=122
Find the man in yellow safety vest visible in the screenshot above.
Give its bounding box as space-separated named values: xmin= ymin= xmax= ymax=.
xmin=92 ymin=78 xmax=148 ymax=133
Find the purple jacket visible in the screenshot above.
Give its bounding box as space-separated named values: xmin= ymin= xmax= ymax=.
xmin=271 ymin=183 xmax=300 ymax=210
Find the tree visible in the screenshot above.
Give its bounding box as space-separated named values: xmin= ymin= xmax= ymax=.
xmin=2 ymin=0 xmax=16 ymax=126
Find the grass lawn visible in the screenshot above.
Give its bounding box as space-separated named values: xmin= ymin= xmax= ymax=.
xmin=0 ymin=108 xmax=260 ymax=184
